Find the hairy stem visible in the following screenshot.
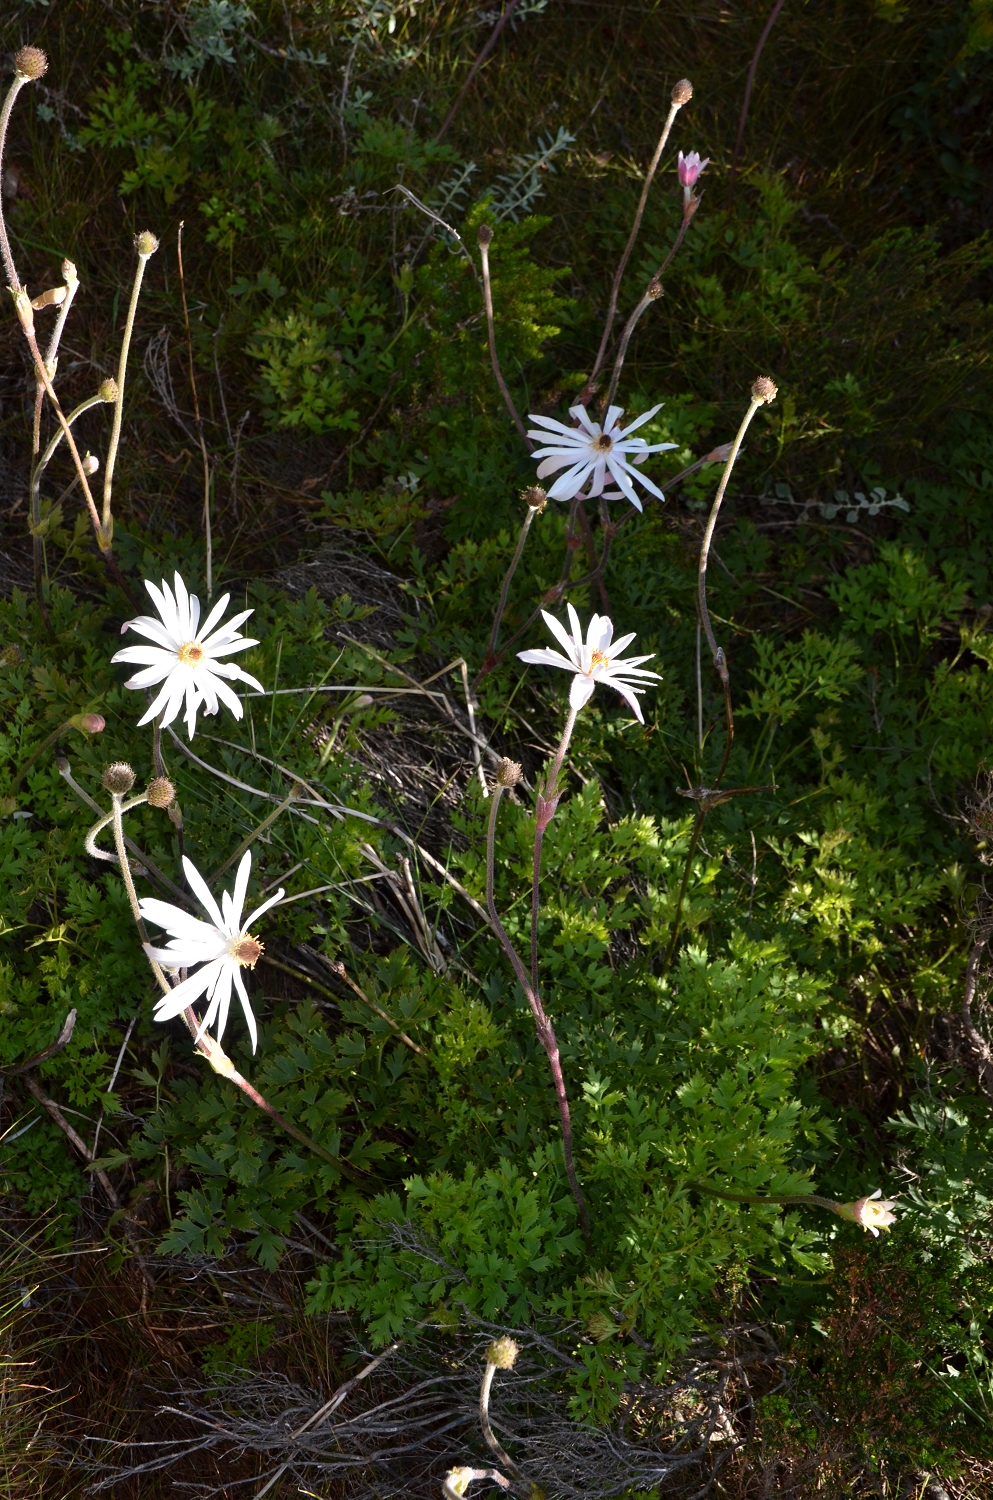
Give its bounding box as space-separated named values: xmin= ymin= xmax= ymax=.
xmin=0 ymin=74 xmax=28 ymax=292
xmin=177 ymin=221 xmax=214 ymax=597
xmin=103 ymin=247 xmax=154 ymax=538
xmin=485 ymin=502 xmax=540 ymax=665
xmin=590 ymin=97 xmax=683 ymax=388
xmin=479 ymin=1361 xmax=522 ymax=1478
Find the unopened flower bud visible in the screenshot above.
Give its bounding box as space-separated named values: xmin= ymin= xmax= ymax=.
xmin=703 ymin=443 xmax=734 ymax=464
xmin=477 ymin=224 xmax=493 ymax=248
xmin=102 ymin=761 xmax=136 ymax=795
xmin=68 ymin=712 xmax=105 ymax=734
xmin=14 ymin=47 xmax=48 ymax=82
xmin=486 ymin=1336 xmax=519 ymax=1370
xmin=30 ymin=285 xmax=67 ymax=310
xmin=352 ymin=693 xmax=374 ymax=708
xmin=494 ymin=758 xmax=523 ymax=789
xmin=751 ymin=376 xmax=778 ymax=405
xmin=521 ymin=485 xmax=547 ymax=512
xmin=98 ymin=377 xmax=119 ymax=403
xmin=82 ymin=451 xmax=99 ymax=475
xmin=134 ymin=230 xmax=159 ymax=258
xmin=146 ymin=776 xmax=176 ymax=808
xmin=671 ymin=78 xmax=693 ymax=106
xmin=62 ymin=259 xmax=78 ymax=284
xmin=647 ymin=279 xmax=663 ymax=301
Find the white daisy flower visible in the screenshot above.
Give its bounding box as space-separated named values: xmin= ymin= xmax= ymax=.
xmin=139 ymin=851 xmax=284 ymax=1053
xmin=112 ymin=573 xmax=263 ymax=737
xmin=527 ymin=403 xmax=677 ymax=510
xmin=518 ymin=603 xmax=661 ymax=722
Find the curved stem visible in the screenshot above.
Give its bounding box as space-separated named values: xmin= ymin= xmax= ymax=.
xmin=728 ymin=0 xmax=788 ymax=206
xmin=0 ymin=74 xmax=28 ymax=292
xmin=479 ymin=1361 xmax=522 ymax=1479
xmin=697 ymin=398 xmax=761 ymax=668
xmin=590 ymin=98 xmax=683 ymax=388
xmin=485 ymin=503 xmax=539 ymax=666
xmin=478 ymin=234 xmax=531 ymax=447
xmin=690 ymin=1180 xmax=847 ymax=1214
xmin=603 ymin=208 xmax=695 ymax=412
xmin=103 ymin=249 xmax=152 ymax=537
xmin=31 ymin=392 xmax=106 ymax=532
xmin=434 ymin=0 xmax=524 ymax=143
xmin=485 ymin=782 xmax=591 ymax=1246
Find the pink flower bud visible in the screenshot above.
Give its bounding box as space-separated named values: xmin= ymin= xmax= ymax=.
xmin=68 ymin=712 xmax=106 ymax=734
xmin=677 ymin=150 xmax=710 ymax=189
xmin=535 ymin=791 xmax=561 ymax=831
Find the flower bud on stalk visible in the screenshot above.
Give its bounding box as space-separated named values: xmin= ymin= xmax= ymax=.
xmin=14 ymin=47 xmax=48 ymax=82
xmin=146 ymin=776 xmax=176 ymax=809
xmin=68 ymin=713 xmax=105 ymax=735
xmin=751 ymin=375 xmax=778 ymax=404
xmin=521 ymin=485 xmax=547 ymax=512
xmin=493 ymin=758 xmax=522 ymax=789
xmin=98 ymin=378 xmax=119 ymax=403
xmin=486 ymin=1336 xmax=520 ymax=1371
xmin=134 ymin=231 xmax=159 ymax=259
xmin=671 ymin=78 xmax=693 ymax=105
xmin=477 ymin=224 xmax=493 ymax=249
xmin=102 ymin=761 xmax=136 ymax=795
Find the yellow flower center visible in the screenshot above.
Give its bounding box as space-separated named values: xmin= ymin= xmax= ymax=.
xmin=178 ymin=641 xmax=205 ymax=666
xmin=589 ymin=650 xmax=610 ymax=669
xmin=231 ymin=935 xmax=263 ymax=968
xmin=592 ymin=433 xmax=613 ymax=454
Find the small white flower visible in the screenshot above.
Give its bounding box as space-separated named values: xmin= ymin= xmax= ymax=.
xmin=518 ymin=603 xmax=661 ymax=722
xmin=112 ymin=573 xmax=263 ymax=737
xmin=527 ymin=403 xmax=676 ymax=510
xmin=838 ymin=1189 xmax=898 ymax=1238
xmin=139 ymin=851 xmax=284 ymax=1053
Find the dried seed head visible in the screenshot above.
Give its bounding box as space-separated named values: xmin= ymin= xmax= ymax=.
xmin=751 ymin=375 xmax=778 ymax=405
xmin=477 ymin=224 xmax=493 ymax=248
xmin=671 ymin=78 xmax=693 ymax=106
xmin=102 ymin=761 xmax=136 ymax=795
xmin=494 ymin=758 xmax=523 ymax=788
xmin=521 ymin=485 xmax=547 ymax=512
xmin=647 ymin=278 xmax=663 ymax=301
xmin=134 ymin=230 xmax=159 ymax=258
xmin=82 ymin=451 xmax=99 ymax=475
xmin=98 ymin=377 xmax=119 ymax=403
xmin=486 ymin=1336 xmax=520 ymax=1370
xmin=14 ymin=47 xmax=48 ymax=82
xmin=1 ymin=645 xmax=24 ymax=666
xmin=146 ymin=776 xmax=176 ymax=808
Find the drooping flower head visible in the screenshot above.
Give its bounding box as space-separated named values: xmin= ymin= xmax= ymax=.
xmin=112 ymin=573 xmax=263 ymax=738
xmin=835 ymin=1189 xmax=898 ymax=1238
xmin=518 ymin=603 xmax=661 ymax=722
xmin=139 ymin=850 xmax=284 ymax=1054
xmin=677 ymin=149 xmax=709 ymax=203
xmin=526 ymin=404 xmax=676 ymax=511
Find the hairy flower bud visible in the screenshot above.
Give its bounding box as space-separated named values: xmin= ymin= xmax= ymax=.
xmin=646 ymin=278 xmax=663 ymax=301
xmin=477 ymin=224 xmax=493 ymax=248
xmin=134 ymin=230 xmax=160 ymax=258
xmin=14 ymin=46 xmax=48 ymax=82
xmin=146 ymin=776 xmax=176 ymax=808
xmin=521 ymin=485 xmax=547 ymax=512
xmin=494 ymin=758 xmax=523 ymax=789
xmin=62 ymin=259 xmax=78 ymax=284
xmin=671 ymin=78 xmax=693 ymax=106
xmin=98 ymin=377 xmax=119 ymax=403
xmin=486 ymin=1336 xmax=519 ymax=1370
xmin=102 ymin=761 xmax=136 ymax=795
xmin=751 ymin=376 xmax=778 ymax=405
xmin=82 ymin=451 xmax=99 ymax=475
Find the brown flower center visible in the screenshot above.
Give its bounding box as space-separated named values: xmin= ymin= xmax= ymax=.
xmin=592 ymin=433 xmax=613 ymax=454
xmin=231 ymin=935 xmax=263 ymax=968
xmin=178 ymin=641 xmax=205 ymax=666
xmin=589 ymin=650 xmax=610 ymax=669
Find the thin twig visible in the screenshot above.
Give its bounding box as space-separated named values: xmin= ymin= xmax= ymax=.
xmin=177 ymin=222 xmax=213 ymax=597
xmin=103 ymin=236 xmax=157 ymax=538
xmin=603 ymin=207 xmax=696 ymax=412
xmin=434 ymin=0 xmax=524 ymax=143
xmin=477 ymin=227 xmax=531 ymax=446
xmin=727 ymin=0 xmax=788 ymax=206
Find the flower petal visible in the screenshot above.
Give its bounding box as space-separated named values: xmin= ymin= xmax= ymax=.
xmin=182 ymin=855 xmax=228 ymax=932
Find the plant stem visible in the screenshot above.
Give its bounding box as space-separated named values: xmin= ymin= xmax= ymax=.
xmin=728 ymin=0 xmax=788 ymax=206
xmin=590 ymin=96 xmax=683 ymax=388
xmin=434 ymin=0 xmax=524 ymax=143
xmin=103 ymin=246 xmax=153 ymax=538
xmin=603 ymin=208 xmax=696 ymax=412
xmin=479 ymin=1360 xmax=522 ymax=1478
xmin=698 ymin=397 xmax=761 ymax=670
xmin=478 ymin=231 xmax=531 ymax=447
xmin=484 ymin=502 xmax=540 ymax=666
xmin=0 ymin=74 xmax=28 ymax=292
xmin=486 ymin=779 xmax=591 ymax=1247
xmin=177 ymin=221 xmax=214 ymax=597
xmin=531 ymin=705 xmax=578 ymax=997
